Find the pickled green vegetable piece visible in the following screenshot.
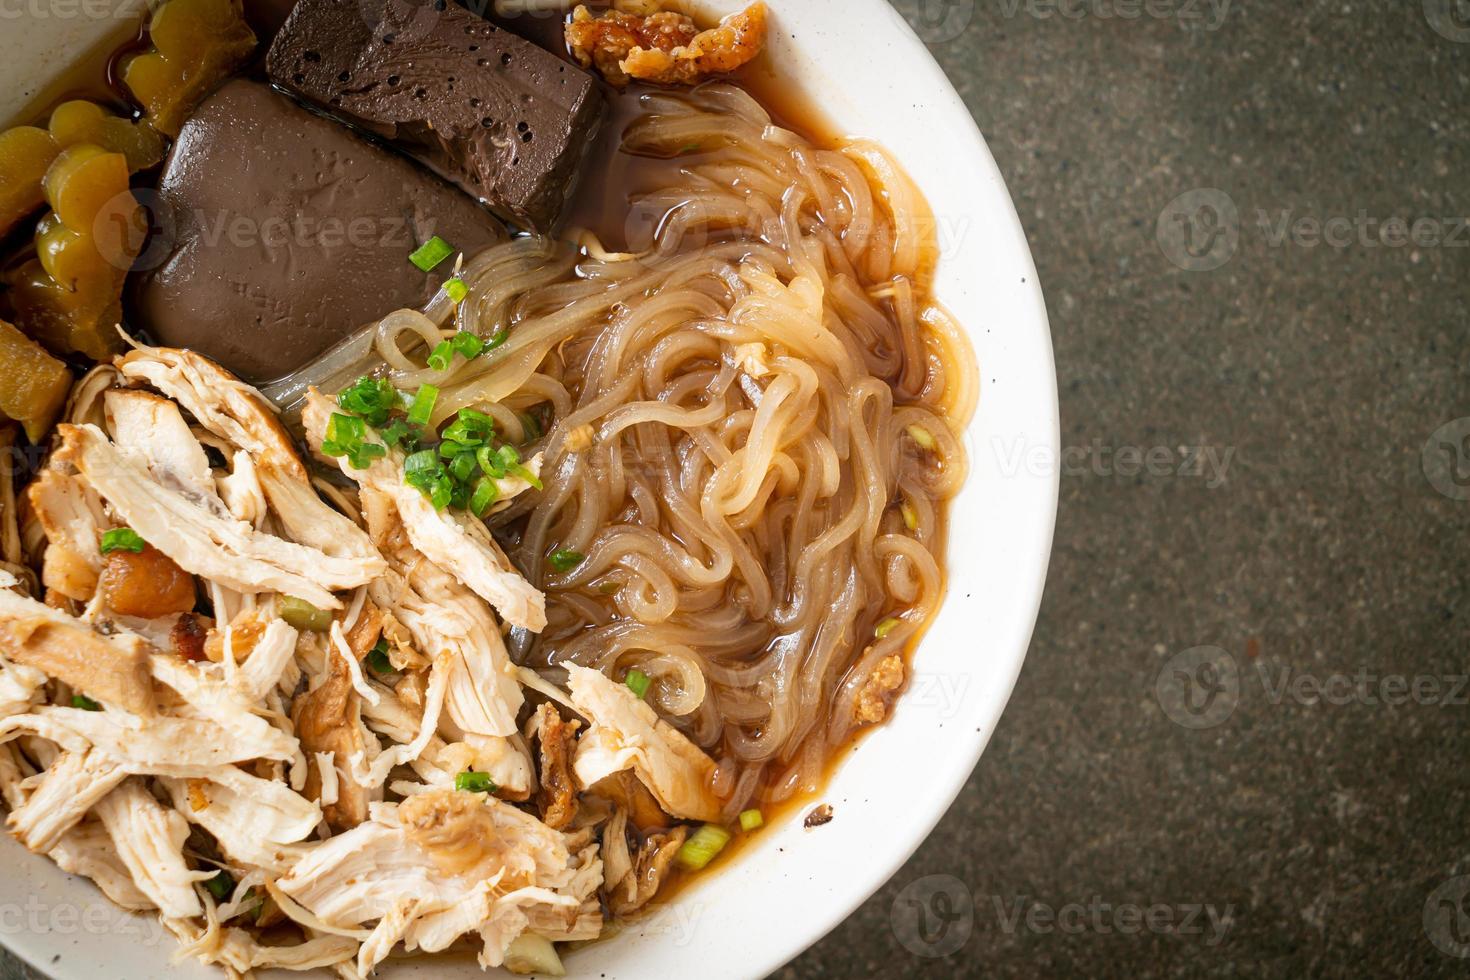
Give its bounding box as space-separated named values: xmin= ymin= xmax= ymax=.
xmin=4 ymin=144 xmax=145 ymax=360
xmin=121 ymin=0 xmax=257 ymax=137
xmin=0 ymin=318 xmax=72 ymax=443
xmin=48 ymin=101 xmax=166 ymax=172
xmin=0 ymin=127 xmax=60 ymax=240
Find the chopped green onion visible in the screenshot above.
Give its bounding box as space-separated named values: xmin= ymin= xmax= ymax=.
xmin=518 ymin=410 xmax=543 ymax=441
xmin=365 ymin=639 xmax=394 ymax=674
xmin=281 ymin=596 xmax=332 ymax=633
xmin=451 ymin=330 xmax=484 ymax=359
xmin=449 ymin=451 xmax=478 ymax=484
xmin=409 ymin=235 xmax=454 ymax=272
xmin=548 ymin=549 xmax=585 ymax=573
xmin=444 ymin=277 xmax=469 ymax=304
xmin=442 ymin=419 xmax=486 ymax=447
xmin=455 ymin=770 xmax=496 ymax=794
xmin=900 ymin=500 xmax=919 ymax=531
xmin=624 ymin=668 xmax=651 ymax=699
xmin=429 ymin=475 xmax=454 ymax=511
xmin=675 ymin=824 xmax=732 ymax=871
xmin=379 ymin=420 xmax=413 ymax=449
xmin=484 ymin=327 xmax=509 ymax=351
xmin=470 ymin=476 xmax=501 ymax=517
xmin=347 ymin=441 xmax=386 ymax=470
xmin=71 ymin=694 xmax=102 ymax=711
xmin=407 ymin=384 xmax=439 ymax=427
xmin=404 ymin=449 xmax=440 ymax=479
xmin=906 ymin=424 xmax=937 ymax=451
xmin=427 ymin=340 xmax=455 ymax=372
xmin=874 ymin=617 xmax=901 ymax=639
xmin=336 ymin=376 xmax=397 ymax=426
xmin=99 ymin=528 xmax=146 ymax=554
xmin=321 ymin=413 xmax=367 ymax=461
xmin=739 ymin=809 xmax=764 ymax=832
xmin=203 ymin=870 xmax=235 ymax=901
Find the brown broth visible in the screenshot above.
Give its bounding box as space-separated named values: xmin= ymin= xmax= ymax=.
xmin=8 ymin=0 xmax=958 ymax=931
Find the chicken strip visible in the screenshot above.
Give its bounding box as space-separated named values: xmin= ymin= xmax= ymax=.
xmin=103 ymin=389 xmax=222 ymax=512
xmin=293 ymin=627 xmax=370 ymax=830
xmin=278 ymin=790 xmax=596 ymax=973
xmin=304 ymin=391 xmax=546 ymax=632
xmin=26 ymin=467 xmax=106 ymax=602
xmin=94 ymin=779 xmax=205 ymax=919
xmin=160 ymin=767 xmax=319 ymax=872
xmin=0 ymin=587 xmax=154 ymax=715
xmin=116 ymin=345 xmax=380 ymax=563
xmin=56 ymin=424 xmax=381 ymax=609
xmin=565 ymin=664 xmax=721 ymax=822
xmin=6 ymin=746 xmax=127 ymax=852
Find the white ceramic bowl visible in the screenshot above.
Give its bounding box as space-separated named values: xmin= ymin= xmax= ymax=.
xmin=0 ymin=2 xmax=1058 ymax=977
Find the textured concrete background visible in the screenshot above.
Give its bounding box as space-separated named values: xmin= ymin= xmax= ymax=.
xmin=5 ymin=1 xmax=1470 ymax=978
xmin=783 ymin=0 xmax=1470 ymax=977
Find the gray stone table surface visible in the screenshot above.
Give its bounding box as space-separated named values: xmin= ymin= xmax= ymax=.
xmin=5 ymin=1 xmax=1470 ymax=979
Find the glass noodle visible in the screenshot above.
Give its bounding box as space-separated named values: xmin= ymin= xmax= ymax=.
xmin=365 ymin=83 xmax=976 ymax=817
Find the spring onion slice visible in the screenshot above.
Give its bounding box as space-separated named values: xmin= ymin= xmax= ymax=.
xmin=409 ymin=236 xmax=454 ymax=272
xmin=676 ymin=824 xmax=732 ymax=871
xmin=99 ymin=528 xmax=146 ymax=554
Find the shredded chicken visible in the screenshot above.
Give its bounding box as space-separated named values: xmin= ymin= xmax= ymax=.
xmin=600 ymin=806 xmax=687 ymax=915
xmin=26 ymin=468 xmax=105 ymax=602
xmin=95 ymin=779 xmax=206 ymax=918
xmin=278 ymin=791 xmax=599 ymax=973
xmin=293 ymin=627 xmax=370 ymax=830
xmin=567 ymin=2 xmax=766 ymax=87
xmin=566 ymin=664 xmax=721 ymax=822
xmin=0 ymin=587 xmax=155 ymax=715
xmin=116 ymin=345 xmax=380 ymax=564
xmin=0 ymin=344 xmax=727 ymax=975
xmin=55 ymin=424 xmax=381 ymax=609
xmin=304 ymin=391 xmax=547 ymax=632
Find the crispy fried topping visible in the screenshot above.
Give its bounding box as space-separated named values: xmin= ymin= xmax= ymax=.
xmin=567 ymin=2 xmax=766 ymax=87
xmin=533 ymin=703 xmax=580 ymax=831
xmin=853 ymin=653 xmax=905 ymax=725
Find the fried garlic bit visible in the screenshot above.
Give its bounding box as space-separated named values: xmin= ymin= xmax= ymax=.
xmin=567 ymin=2 xmax=767 ymax=87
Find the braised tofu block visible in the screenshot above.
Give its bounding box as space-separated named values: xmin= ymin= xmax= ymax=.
xmin=267 ymin=0 xmax=606 ymax=233
xmin=130 ymin=79 xmax=505 ymax=383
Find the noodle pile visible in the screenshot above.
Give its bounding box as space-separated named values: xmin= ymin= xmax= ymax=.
xmin=367 ymin=84 xmax=976 ymax=816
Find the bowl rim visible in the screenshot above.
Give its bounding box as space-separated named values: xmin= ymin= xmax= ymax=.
xmin=0 ymin=1 xmax=1058 ymax=977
